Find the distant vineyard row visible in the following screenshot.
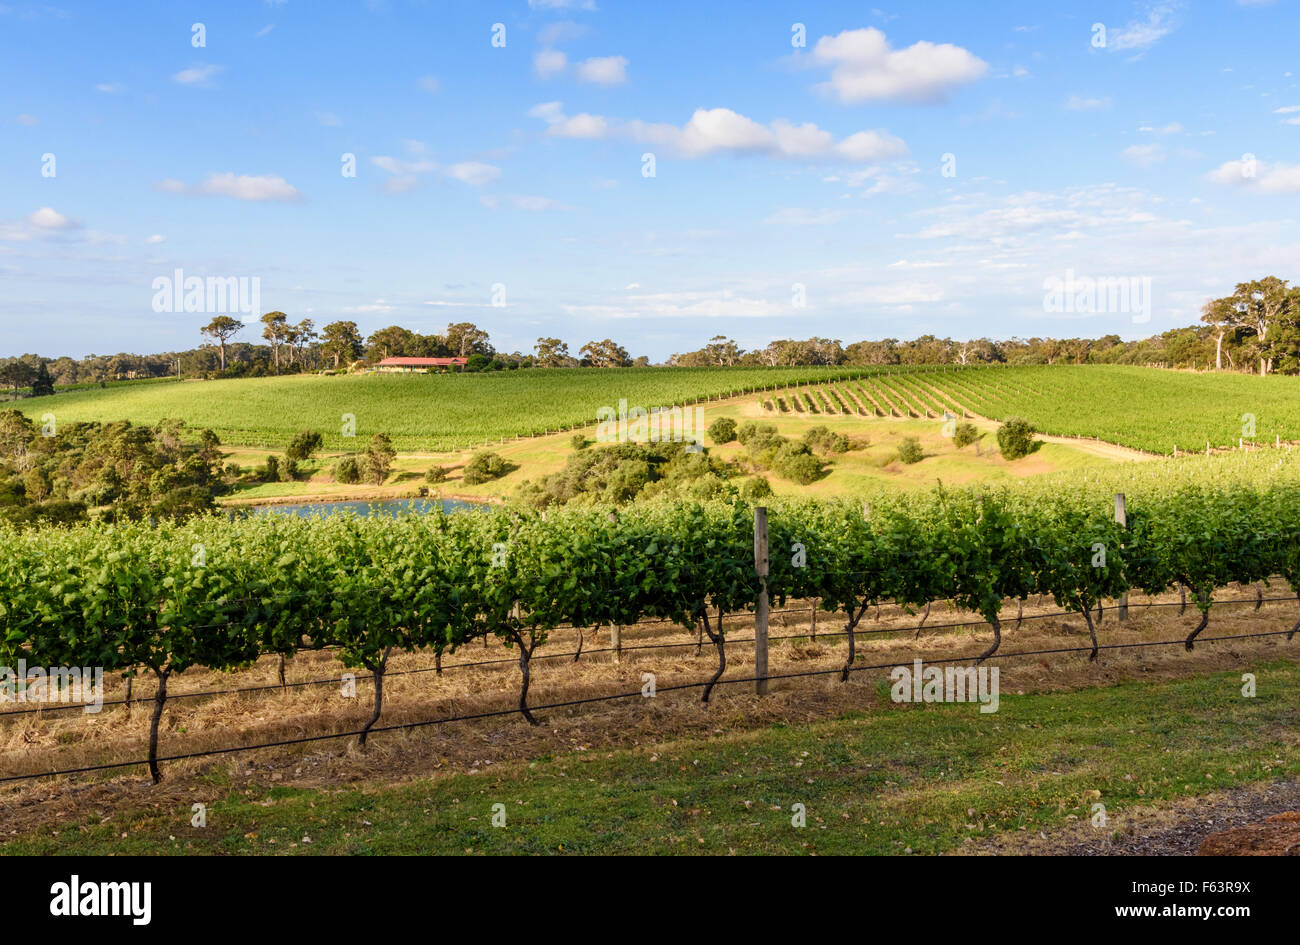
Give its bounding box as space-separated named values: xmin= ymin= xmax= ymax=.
xmin=759 ymin=365 xmax=1300 ymax=455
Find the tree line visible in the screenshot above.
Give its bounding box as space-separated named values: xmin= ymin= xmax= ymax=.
xmin=5 ymin=274 xmax=1298 ymax=393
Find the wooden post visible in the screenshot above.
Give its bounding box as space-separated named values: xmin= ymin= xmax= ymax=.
xmin=1115 ymin=493 xmax=1128 ymax=622
xmin=754 ymin=506 xmax=770 ymax=695
xmin=610 ymin=622 xmax=622 ymax=662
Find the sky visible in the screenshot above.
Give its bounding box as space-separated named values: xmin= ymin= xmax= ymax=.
xmin=2 ymin=0 xmax=1299 ymax=361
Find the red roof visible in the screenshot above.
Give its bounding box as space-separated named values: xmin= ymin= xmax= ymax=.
xmin=376 ymin=357 xmax=468 ymax=366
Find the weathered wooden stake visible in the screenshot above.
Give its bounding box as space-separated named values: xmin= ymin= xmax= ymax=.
xmin=754 ymin=506 xmax=770 ymax=695
xmin=1115 ymin=493 xmax=1128 ymax=622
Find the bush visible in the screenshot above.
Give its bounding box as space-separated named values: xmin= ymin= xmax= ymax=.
xmin=802 ymin=425 xmax=849 ymax=454
xmin=332 ymin=455 xmax=361 ymax=484
xmin=897 ymin=437 xmax=924 ymax=464
xmin=285 ymin=430 xmax=323 ymax=462
xmin=996 ymin=417 xmax=1037 ymax=460
xmin=262 ymin=455 xmax=281 ymax=482
xmin=425 ymin=465 xmax=449 ymax=484
xmin=707 ymin=417 xmax=737 ymax=444
xmin=570 ymin=433 xmax=588 ymax=450
xmin=952 ymin=421 xmax=981 ymax=449
xmin=464 ymin=353 xmax=493 ymax=373
xmin=771 ymin=443 xmax=824 ymax=484
xmin=737 ymin=421 xmax=782 ymax=452
xmin=463 ymin=450 xmax=509 ymax=485
xmin=739 ymin=476 xmax=773 ymax=501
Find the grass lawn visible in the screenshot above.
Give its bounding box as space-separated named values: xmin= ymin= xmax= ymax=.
xmin=8 ymin=660 xmax=1295 ymax=855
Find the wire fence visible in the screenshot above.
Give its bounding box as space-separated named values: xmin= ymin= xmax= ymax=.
xmin=2 ymin=623 xmax=1296 ymax=786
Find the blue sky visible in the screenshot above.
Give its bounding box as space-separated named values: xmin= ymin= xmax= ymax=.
xmin=2 ymin=0 xmax=1299 ymax=360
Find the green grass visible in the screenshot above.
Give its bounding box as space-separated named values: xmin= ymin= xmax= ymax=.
xmin=7 ymin=661 xmax=1295 ymax=855
xmin=16 ymin=366 xmax=879 ymax=452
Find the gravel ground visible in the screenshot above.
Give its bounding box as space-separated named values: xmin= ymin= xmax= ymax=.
xmin=1049 ymin=781 xmax=1300 ymax=856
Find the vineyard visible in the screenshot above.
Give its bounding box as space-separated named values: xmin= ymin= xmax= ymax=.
xmin=760 ymin=365 xmax=1300 ymax=455
xmin=5 ymin=450 xmax=1300 ymax=786
xmin=13 ymin=365 xmax=879 ymax=453
xmin=18 ymin=364 xmax=1300 ymax=457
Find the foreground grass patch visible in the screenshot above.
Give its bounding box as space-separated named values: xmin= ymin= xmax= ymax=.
xmin=7 ymin=661 xmax=1296 ymax=855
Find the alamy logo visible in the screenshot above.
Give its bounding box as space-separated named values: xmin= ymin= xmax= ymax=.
xmin=1042 ymin=269 xmax=1152 ymax=324
xmin=890 ymin=659 xmax=999 ymax=713
xmin=49 ymin=875 xmax=152 ymax=925
xmin=595 ymin=399 xmax=705 ymax=448
xmin=0 ymin=661 xmax=103 ymax=713
xmin=151 ymin=268 xmax=261 ymax=314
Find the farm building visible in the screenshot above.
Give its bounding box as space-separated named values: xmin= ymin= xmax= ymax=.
xmin=372 ymin=357 xmax=468 ymax=373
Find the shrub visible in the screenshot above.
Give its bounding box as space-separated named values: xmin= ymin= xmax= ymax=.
xmin=463 ymin=450 xmax=509 ymax=485
xmin=952 ymin=422 xmax=981 ymax=449
xmin=262 ymin=455 xmax=281 ymax=482
xmin=771 ymin=443 xmax=824 ymax=484
xmin=897 ymin=437 xmax=924 ymax=464
xmin=707 ymin=417 xmax=737 ymax=444
xmin=332 ymin=455 xmax=361 ymax=484
xmin=570 ymin=433 xmax=588 ymax=450
xmin=425 ymin=465 xmax=449 ymax=484
xmin=996 ymin=417 xmax=1037 ymax=460
xmin=285 ymin=430 xmax=323 ymax=462
xmin=737 ymin=421 xmax=782 ymax=452
xmin=802 ymin=425 xmax=849 ymax=454
xmin=739 ymin=476 xmax=773 ymax=501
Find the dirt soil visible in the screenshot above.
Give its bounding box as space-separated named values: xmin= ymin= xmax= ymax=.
xmin=2 ymin=584 xmax=1298 ymax=844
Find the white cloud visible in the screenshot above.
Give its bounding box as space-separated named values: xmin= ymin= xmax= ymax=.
xmin=95 ymin=82 xmax=124 ymax=94
xmin=550 ymin=113 xmax=608 ymax=138
xmin=146 ymin=234 xmax=166 ymax=244
xmin=1208 ymin=158 xmax=1300 ymax=194
xmin=417 ymin=75 xmax=439 ymax=94
xmin=1138 ymin=121 xmax=1182 ymax=134
xmin=576 ymin=55 xmax=628 ymax=84
xmin=539 ymin=21 xmax=589 ymax=46
xmin=343 ymin=300 xmax=394 ymax=313
xmin=316 ymin=111 xmax=342 ymax=126
xmin=1065 ymin=95 xmax=1111 ymax=111
xmin=172 ymin=63 xmax=223 ymax=86
xmin=627 ymin=108 xmax=906 ymax=160
xmin=255 ymin=24 xmax=275 ymax=38
xmin=446 ymin=162 xmax=502 ymax=187
xmin=1123 ymin=143 xmax=1166 ymax=167
xmin=1274 ymin=105 xmax=1300 ymax=114
xmin=156 ymin=173 xmax=301 ymax=202
xmin=534 ymin=49 xmax=568 ymax=79
xmin=809 ymin=27 xmax=988 ymax=104
xmin=27 ymin=207 xmax=80 ymax=230
xmin=1108 ymin=3 xmax=1179 ymax=51
xmin=15 ymin=113 xmax=37 ymax=125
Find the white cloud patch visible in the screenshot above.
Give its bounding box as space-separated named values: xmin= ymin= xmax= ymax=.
xmin=155 ymin=173 xmax=301 ymax=202
xmin=27 ymin=207 xmax=80 ymax=230
xmin=446 ymin=162 xmax=502 ymax=187
xmin=1207 ymin=158 xmax=1300 ymax=194
xmin=576 ymin=55 xmax=628 ymax=84
xmin=1123 ymin=143 xmax=1166 ymax=167
xmin=95 ymin=82 xmax=124 ymax=94
xmin=809 ymin=27 xmax=988 ymax=104
xmin=480 ymin=194 xmax=573 ymax=211
xmin=417 ymin=75 xmax=439 ymax=94
xmin=1108 ymin=3 xmax=1179 ymax=52
xmin=146 ymin=234 xmax=166 ymax=244
xmin=172 ymin=63 xmax=223 ymax=86
xmin=15 ymin=114 xmax=37 ymax=125
xmin=534 ymin=49 xmax=568 ymax=79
